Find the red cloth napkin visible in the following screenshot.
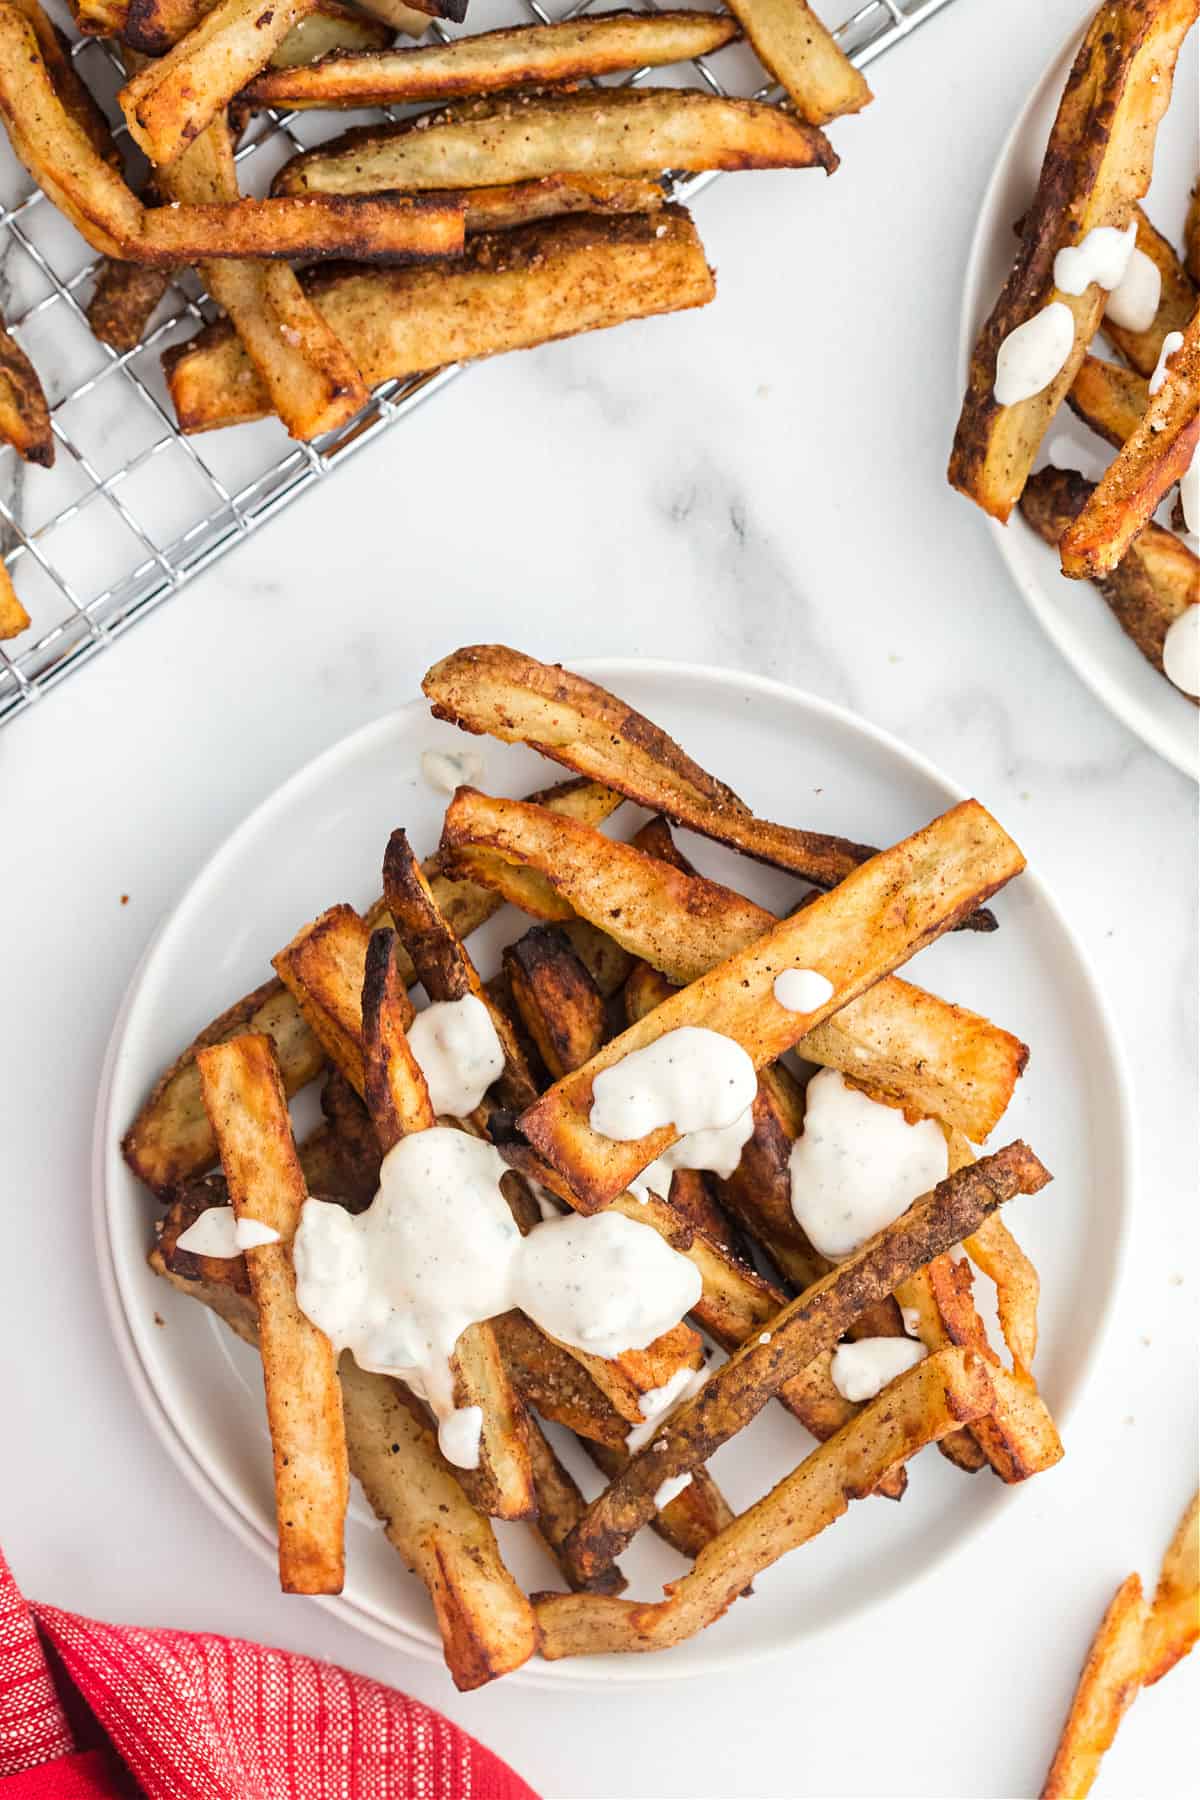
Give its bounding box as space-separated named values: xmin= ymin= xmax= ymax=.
xmin=0 ymin=1548 xmax=538 ymax=1800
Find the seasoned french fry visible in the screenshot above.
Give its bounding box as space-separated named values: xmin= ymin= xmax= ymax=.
xmin=964 ymin=1211 xmax=1040 ymax=1381
xmin=503 ymin=925 xmax=607 ymax=1084
xmin=269 ymin=1 xmax=391 ymax=64
xmin=273 ymin=88 xmax=836 ymax=197
xmin=0 ymin=311 xmax=52 ymax=467
xmin=720 ymin=0 xmax=871 ymax=125
xmin=538 ymin=1349 xmax=995 ymax=1656
xmin=115 ymin=0 xmax=394 ymax=53
xmin=1141 ymin=1491 xmax=1199 ymax=1684
xmin=949 ymin=0 xmax=1198 ymax=522
xmin=1104 ymin=204 xmax=1198 ymax=375
xmin=1068 ymin=353 xmax=1149 ymax=447
xmin=0 ymin=560 xmax=29 ymax=640
xmin=560 ymin=1143 xmax=1050 ymax=1581
xmin=1042 ymin=1574 xmax=1151 ymax=1799
xmin=1187 ymin=180 xmax=1200 ymax=285
xmin=1020 ymin=465 xmax=1199 ymax=685
xmin=163 ymin=211 xmax=714 ymax=433
xmin=584 ymin=1441 xmax=738 ymax=1567
xmin=458 ymin=176 xmax=667 ymax=236
xmin=87 ymin=256 xmax=175 ymax=353
xmin=196 ymin=1033 xmax=348 ymax=1594
xmin=246 ymin=12 xmax=741 ymax=109
xmin=524 ymin=1420 xmax=627 ymax=1598
xmin=274 ymin=904 xmax=373 ymax=1094
xmin=1061 ymin=303 xmax=1200 ymax=576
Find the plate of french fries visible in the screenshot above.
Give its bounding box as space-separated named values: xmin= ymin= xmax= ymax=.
xmin=954 ymin=0 xmax=1199 ymax=780
xmin=97 ymin=650 xmax=1132 ymax=1690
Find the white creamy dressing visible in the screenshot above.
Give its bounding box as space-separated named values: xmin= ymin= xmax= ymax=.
xmin=772 ymin=968 xmax=835 ymax=1012
xmin=591 ymin=1025 xmax=759 ymax=1200
xmin=1104 ymin=246 xmax=1162 ymax=332
xmin=830 ymin=1337 xmax=927 ymax=1403
xmin=901 ymin=1305 xmax=922 ymax=1339
xmin=628 ymin=1110 xmax=755 ymax=1203
xmin=175 ymin=1207 xmax=280 ymax=1256
xmin=993 ymin=302 xmax=1075 ymax=405
xmin=1053 ymin=220 xmax=1136 ymax=297
xmin=1162 ymin=605 xmax=1200 ymax=698
xmin=420 ymin=746 xmax=485 ymax=796
xmin=437 ymin=1405 xmax=483 ymax=1470
xmin=788 ymin=1069 xmax=949 ymax=1261
xmin=292 ymin=1128 xmax=702 ymax=1467
xmin=653 ymin=1473 xmax=694 ymax=1511
xmin=1149 ymin=329 xmax=1184 ymax=396
xmin=407 ymin=993 xmax=504 ymax=1118
xmin=624 ymin=1363 xmax=709 ymax=1453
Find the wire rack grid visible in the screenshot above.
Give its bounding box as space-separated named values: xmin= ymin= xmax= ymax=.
xmin=0 ymin=0 xmax=960 ymax=728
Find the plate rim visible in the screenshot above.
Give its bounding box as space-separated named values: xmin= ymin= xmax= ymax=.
xmin=956 ymin=14 xmax=1199 ymax=783
xmin=94 ymin=658 xmax=1136 ymax=1688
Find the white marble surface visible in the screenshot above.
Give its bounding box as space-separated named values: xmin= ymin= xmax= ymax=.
xmin=1 ymin=1 xmax=1197 ymax=1794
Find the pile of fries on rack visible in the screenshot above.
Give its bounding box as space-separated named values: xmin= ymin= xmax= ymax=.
xmin=950 ymin=0 xmax=1200 ymax=700
xmin=0 ymin=0 xmax=871 ymax=640
xmin=127 ymin=643 xmax=1071 ymax=1690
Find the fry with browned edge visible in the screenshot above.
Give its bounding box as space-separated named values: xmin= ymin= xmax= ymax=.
xmin=719 ymin=0 xmax=871 ymax=126
xmin=0 ymin=309 xmax=51 ymax=466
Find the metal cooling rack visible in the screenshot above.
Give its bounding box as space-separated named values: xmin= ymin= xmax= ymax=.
xmin=0 ymin=0 xmax=960 ymax=726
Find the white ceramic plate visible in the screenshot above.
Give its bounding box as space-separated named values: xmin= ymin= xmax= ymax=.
xmin=95 ymin=662 xmax=1132 ymax=1687
xmin=959 ymin=16 xmax=1199 ymax=780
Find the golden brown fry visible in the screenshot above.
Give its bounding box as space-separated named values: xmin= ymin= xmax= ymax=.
xmin=87 ymin=256 xmax=175 ymax=353
xmin=115 ymin=0 xmax=392 ymax=53
xmin=0 ymin=560 xmax=29 ymax=640
xmin=949 ymin=0 xmax=1198 ymax=521
xmin=518 ymin=802 xmax=1024 ymax=1212
xmin=163 ymin=210 xmax=714 ymax=433
xmin=720 ymin=0 xmax=871 ymax=125
xmin=459 ymin=177 xmax=666 ymax=236
xmin=965 ymin=1211 xmax=1040 ymax=1381
xmin=0 ymin=9 xmax=463 ymax=265
xmin=1104 ymin=204 xmax=1198 ymax=375
xmin=120 ymin=0 xmax=318 ymax=165
xmin=1020 ymin=465 xmax=1199 ymax=686
xmin=1187 ymin=180 xmax=1200 ymax=285
xmin=246 ymin=12 xmax=741 ymax=109
xmin=0 ymin=312 xmax=52 ymax=467
xmin=441 ymin=788 xmax=1026 ymax=1141
xmin=196 ymin=1033 xmax=347 ymax=1595
xmin=274 ymin=904 xmax=373 ymax=1095
xmin=359 ymin=925 xmax=421 ymax=1151
xmin=1142 ymin=1491 xmax=1199 ymax=1684
xmin=1068 ymin=353 xmax=1149 ymax=447
xmin=584 ymin=1440 xmax=738 ymax=1567
xmin=1042 ymin=1574 xmax=1151 ymax=1799
xmin=494 ymin=1310 xmax=628 ymax=1449
xmin=270 ymin=0 xmax=390 ymax=65
xmin=1061 ymin=303 xmax=1200 ymax=576
xmin=273 ymin=88 xmax=836 ymax=197
xmin=504 ymin=924 xmax=607 ymax=1083
xmin=560 ymin=1143 xmax=1050 ymax=1581
xmin=123 ymin=780 xmax=622 ymax=1196
xmin=68 ymin=0 xmax=128 ymax=33
xmin=10 ymin=0 xmax=116 ymax=164
xmin=524 ymin=1421 xmax=627 ymax=1598
xmin=538 ymin=1349 xmax=995 ymax=1657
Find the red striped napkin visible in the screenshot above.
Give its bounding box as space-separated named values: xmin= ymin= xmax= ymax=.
xmin=0 ymin=1547 xmax=538 ymax=1799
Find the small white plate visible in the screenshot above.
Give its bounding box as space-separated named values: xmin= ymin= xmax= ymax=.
xmin=95 ymin=662 xmax=1132 ymax=1686
xmin=959 ymin=15 xmax=1199 ymax=780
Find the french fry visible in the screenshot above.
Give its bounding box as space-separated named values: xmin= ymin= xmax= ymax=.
xmin=719 ymin=0 xmax=871 ymax=126
xmin=120 ymin=0 xmax=320 ymax=165
xmin=538 ymin=1349 xmax=995 ymax=1657
xmin=1104 ymin=204 xmax=1198 ymax=376
xmin=269 ymin=0 xmax=391 ymax=65
xmin=273 ymin=88 xmax=836 ymax=197
xmin=115 ymin=0 xmax=393 ymax=53
xmin=196 ymin=1033 xmax=348 ymax=1594
xmin=1020 ymin=466 xmax=1199 ymax=685
xmin=441 ymin=788 xmax=1027 ymax=1141
xmin=964 ymin=1211 xmax=1040 ymax=1381
xmin=949 ymin=0 xmax=1198 ymax=522
xmin=516 ymin=801 xmax=1024 ymax=1212
xmin=0 ymin=311 xmax=52 ymax=468
xmin=68 ymin=0 xmax=128 ymax=33
xmin=559 ymin=1142 xmax=1050 ymax=1581
xmin=493 ymin=1310 xmax=629 ymax=1449
xmin=1061 ymin=303 xmax=1200 ymax=576
xmin=584 ymin=1440 xmax=738 ymax=1568
xmin=163 ymin=211 xmax=715 ymax=433
xmin=245 ymin=11 xmax=742 ymax=110
xmin=423 ymin=646 xmax=996 ymax=926
xmin=9 ymin=0 xmax=116 ymax=164
xmin=0 ymin=9 xmax=463 ymax=265
xmin=1187 ymin=180 xmax=1200 ymax=285
xmin=458 ymin=177 xmax=667 ymax=236
xmin=0 ymin=560 xmax=29 ymax=640
xmin=1068 ymin=353 xmax=1149 ymax=447
xmin=87 ymin=256 xmax=175 ymax=353
xmin=1141 ymin=1491 xmax=1199 ymax=1684
xmin=503 ymin=925 xmax=607 ymax=1085
xmin=524 ymin=1421 xmax=627 ymax=1598
xmin=1042 ymin=1574 xmax=1151 ymax=1799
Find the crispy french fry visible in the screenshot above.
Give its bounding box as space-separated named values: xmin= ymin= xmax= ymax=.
xmin=120 ymin=0 xmax=319 ymax=165
xmin=1142 ymin=1491 xmax=1199 ymax=1684
xmin=0 ymin=9 xmax=463 ymax=265
xmin=524 ymin=1421 xmax=627 ymax=1598
xmin=68 ymin=0 xmax=128 ymax=33
xmin=1187 ymin=180 xmax=1200 ymax=285
xmin=273 ymin=88 xmax=836 ymax=197
xmin=493 ymin=1310 xmax=629 ymax=1449
xmin=559 ymin=1143 xmax=1050 ymax=1581
xmin=1042 ymin=1574 xmax=1151 ymax=1799
xmin=196 ymin=1033 xmax=348 ymax=1594
xmin=0 ymin=311 xmax=52 ymax=467
xmin=440 ymin=789 xmax=1027 ymax=1141
xmin=517 ymin=801 xmax=1024 ymax=1212
xmin=949 ymin=0 xmax=1198 ymax=522
xmin=964 ymin=1211 xmax=1040 ymax=1381
xmin=163 ymin=210 xmax=714 ymax=433
xmin=246 ymin=11 xmax=741 ymax=109
xmin=10 ymin=0 xmax=116 ymax=164
xmin=1105 ymin=204 xmax=1198 ymax=375
xmin=720 ymin=0 xmax=871 ymax=125
xmin=0 ymin=559 xmax=29 ymax=640
xmin=115 ymin=0 xmax=392 ymax=53
xmin=270 ymin=0 xmax=390 ymax=64
xmin=1020 ymin=465 xmax=1199 ymax=686
xmin=1061 ymin=303 xmax=1200 ymax=576
xmin=538 ymin=1348 xmax=995 ymax=1656
xmin=359 ymin=925 xmax=421 ymax=1150
xmin=423 ymin=647 xmax=996 ymax=927
xmin=459 ymin=176 xmax=667 ymax=236
xmin=87 ymin=256 xmax=175 ymax=353
xmin=1068 ymin=353 xmax=1149 ymax=447
xmin=504 ymin=924 xmax=607 ymax=1084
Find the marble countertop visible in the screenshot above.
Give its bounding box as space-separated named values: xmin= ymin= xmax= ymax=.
xmin=1 ymin=0 xmax=1196 ymax=1794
